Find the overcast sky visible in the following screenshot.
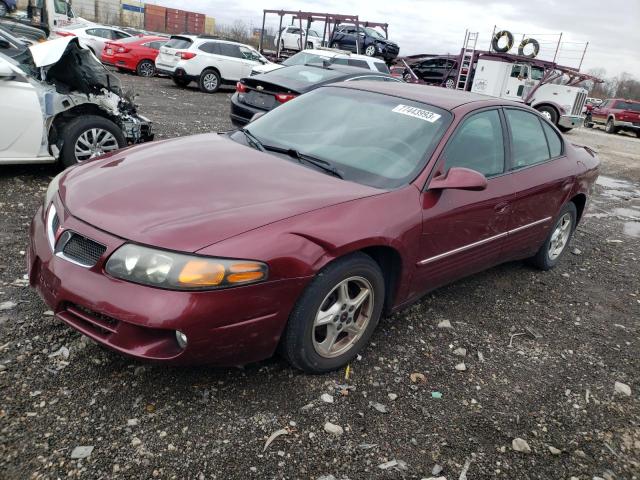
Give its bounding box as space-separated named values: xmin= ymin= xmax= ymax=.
xmin=148 ymin=0 xmax=640 ymax=78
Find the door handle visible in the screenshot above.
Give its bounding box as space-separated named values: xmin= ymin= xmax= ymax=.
xmin=494 ymin=202 xmax=510 ymax=214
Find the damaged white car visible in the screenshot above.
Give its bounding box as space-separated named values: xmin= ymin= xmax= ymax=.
xmin=0 ymin=36 xmax=152 ymax=167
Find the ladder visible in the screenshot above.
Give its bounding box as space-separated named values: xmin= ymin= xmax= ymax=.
xmin=455 ymin=30 xmax=478 ymax=90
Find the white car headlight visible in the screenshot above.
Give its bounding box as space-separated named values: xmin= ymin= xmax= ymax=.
xmin=105 ymin=244 xmax=268 ymax=291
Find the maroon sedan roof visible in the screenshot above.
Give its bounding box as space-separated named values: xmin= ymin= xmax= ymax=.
xmin=332 ymin=81 xmax=518 ymax=111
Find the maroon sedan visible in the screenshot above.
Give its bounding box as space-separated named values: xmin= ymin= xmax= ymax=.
xmin=29 ymin=83 xmax=599 ymax=373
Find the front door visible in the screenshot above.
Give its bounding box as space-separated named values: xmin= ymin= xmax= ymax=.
xmin=411 ymin=108 xmax=516 ymax=297
xmin=503 ymin=64 xmax=528 ymax=101
xmin=0 ymin=59 xmax=44 ymax=161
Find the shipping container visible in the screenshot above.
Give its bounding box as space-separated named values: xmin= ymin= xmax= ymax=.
xmin=144 ymin=4 xmax=166 ymax=33
xmin=121 ymin=2 xmax=144 ymax=29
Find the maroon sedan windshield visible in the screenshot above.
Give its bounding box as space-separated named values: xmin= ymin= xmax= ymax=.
xmin=235 ymin=87 xmax=452 ymax=188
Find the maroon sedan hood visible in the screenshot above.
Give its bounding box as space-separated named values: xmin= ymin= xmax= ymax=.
xmin=60 ymin=134 xmax=380 ymax=252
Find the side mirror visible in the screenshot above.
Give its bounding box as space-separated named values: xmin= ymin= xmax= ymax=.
xmin=0 ymin=62 xmax=15 ymax=80
xmin=429 ymin=167 xmax=488 ymax=191
xmin=250 ymin=112 xmax=266 ymax=123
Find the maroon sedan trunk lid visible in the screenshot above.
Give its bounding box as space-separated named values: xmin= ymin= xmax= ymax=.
xmin=60 ymin=134 xmax=380 ymax=252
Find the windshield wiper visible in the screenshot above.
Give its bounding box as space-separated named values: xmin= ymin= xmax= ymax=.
xmin=241 ymin=128 xmax=265 ymax=152
xmin=241 ymin=129 xmax=343 ymax=179
xmin=264 ymin=145 xmax=343 ymax=179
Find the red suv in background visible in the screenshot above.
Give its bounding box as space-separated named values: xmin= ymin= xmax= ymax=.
xmin=587 ymin=98 xmax=640 ymax=137
xmin=102 ymin=35 xmax=167 ymax=77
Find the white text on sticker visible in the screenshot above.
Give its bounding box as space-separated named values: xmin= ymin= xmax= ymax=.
xmin=392 ymin=104 xmax=441 ymax=123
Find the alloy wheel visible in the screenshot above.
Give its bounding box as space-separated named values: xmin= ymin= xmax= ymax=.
xmin=203 ymin=73 xmax=218 ymax=91
xmin=365 ymin=45 xmax=376 ymax=56
xmin=138 ymin=61 xmax=154 ymax=77
xmin=445 ymin=78 xmax=455 ymax=89
xmin=541 ymin=110 xmax=552 ymax=121
xmin=312 ymin=276 xmax=374 ymax=358
xmin=548 ymin=213 xmax=572 ymax=260
xmin=74 ymin=128 xmax=119 ymax=162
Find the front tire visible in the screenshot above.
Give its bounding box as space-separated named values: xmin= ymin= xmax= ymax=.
xmin=527 ymin=202 xmax=577 ymax=271
xmin=59 ymin=115 xmax=125 ymax=168
xmin=605 ymin=118 xmax=618 ymax=134
xmin=281 ymin=253 xmax=385 ymax=373
xmin=199 ymin=69 xmax=220 ymax=93
xmin=536 ymin=105 xmax=559 ymax=125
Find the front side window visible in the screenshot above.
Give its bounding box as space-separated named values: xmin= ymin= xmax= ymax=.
xmin=112 ymin=30 xmax=130 ymax=40
xmin=53 ymin=0 xmax=67 ymax=15
xmin=505 ymin=109 xmax=551 ymax=168
xmin=442 ymin=109 xmax=505 ymax=177
xmin=198 ymin=42 xmax=219 ymax=54
xmin=235 ymin=87 xmax=452 ymax=189
xmin=239 ymin=46 xmax=261 ymax=61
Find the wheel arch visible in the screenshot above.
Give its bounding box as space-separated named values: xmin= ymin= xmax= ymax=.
xmin=49 ymin=104 xmax=118 ymax=152
xmin=569 ymin=193 xmax=587 ymax=225
xmin=358 ymin=245 xmax=403 ymax=314
xmin=201 ymin=66 xmax=221 ymax=79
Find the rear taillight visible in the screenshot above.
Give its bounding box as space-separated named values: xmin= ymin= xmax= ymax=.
xmin=236 ymin=82 xmax=247 ymax=93
xmin=177 ymin=51 xmax=197 ymax=60
xmin=117 ymin=47 xmax=131 ymax=53
xmin=275 ymin=93 xmax=297 ymax=103
xmin=56 ymin=31 xmax=75 ymax=37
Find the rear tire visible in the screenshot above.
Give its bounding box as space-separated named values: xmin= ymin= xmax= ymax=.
xmin=198 ymin=69 xmax=220 ymax=93
xmin=558 ymin=126 xmax=572 ymax=133
xmin=605 ymin=118 xmax=618 ymax=134
xmin=59 ymin=115 xmax=125 ymax=168
xmin=0 ymin=2 xmax=7 ymax=17
xmin=172 ymin=77 xmax=190 ymax=87
xmin=527 ymin=202 xmax=577 ymax=271
xmin=444 ymin=77 xmax=456 ymax=89
xmin=136 ymin=59 xmax=155 ymax=77
xmin=280 ymin=253 xmax=385 ymax=373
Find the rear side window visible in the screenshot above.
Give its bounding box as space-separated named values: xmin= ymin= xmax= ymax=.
xmin=347 ymin=59 xmax=369 ymax=69
xmin=112 ymin=31 xmax=130 ymax=40
xmin=165 ymin=37 xmax=193 ymax=49
xmin=374 ymin=62 xmax=390 ymax=73
xmin=199 ymin=42 xmax=220 ymax=54
xmin=218 ymin=43 xmax=242 ymax=58
xmin=443 ymin=109 xmax=505 ymax=177
xmin=540 ymin=121 xmax=563 ymax=158
xmin=505 ymin=109 xmax=550 ymax=168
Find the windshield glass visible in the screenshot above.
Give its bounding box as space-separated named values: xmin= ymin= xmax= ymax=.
xmin=233 ymin=87 xmax=451 ymax=188
xmin=282 ymin=51 xmax=328 ymax=66
xmin=531 ymin=66 xmax=544 ymax=81
xmin=364 ymin=28 xmax=385 ymax=40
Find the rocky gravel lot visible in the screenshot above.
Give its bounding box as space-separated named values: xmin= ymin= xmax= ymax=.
xmin=1 ymin=74 xmax=639 ymax=480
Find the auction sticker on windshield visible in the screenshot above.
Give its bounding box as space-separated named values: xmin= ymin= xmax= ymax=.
xmin=392 ymin=104 xmax=442 ymax=123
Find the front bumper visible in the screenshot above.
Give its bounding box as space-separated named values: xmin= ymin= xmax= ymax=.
xmin=28 ymin=201 xmax=309 ymax=366
xmin=558 ymin=114 xmax=584 ymax=129
xmin=121 ymin=114 xmax=154 ymax=144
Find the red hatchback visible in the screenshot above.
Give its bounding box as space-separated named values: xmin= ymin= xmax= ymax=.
xmin=29 ymin=83 xmax=599 ymax=373
xmin=102 ymin=35 xmax=167 ymax=77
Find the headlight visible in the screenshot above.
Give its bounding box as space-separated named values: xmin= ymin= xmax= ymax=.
xmin=44 ymin=172 xmax=64 ymax=208
xmin=105 ymin=244 xmax=268 ymax=290
xmin=377 ymin=44 xmax=384 ymax=52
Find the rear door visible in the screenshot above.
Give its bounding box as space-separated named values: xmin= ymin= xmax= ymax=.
xmin=501 ymin=108 xmax=570 ymax=260
xmin=412 ymin=108 xmax=516 ymax=295
xmin=414 ymin=59 xmax=438 ymax=82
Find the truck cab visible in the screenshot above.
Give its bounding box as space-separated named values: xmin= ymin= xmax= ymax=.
xmin=470 ymin=57 xmax=587 ymax=131
xmin=23 ymin=0 xmax=80 ymax=35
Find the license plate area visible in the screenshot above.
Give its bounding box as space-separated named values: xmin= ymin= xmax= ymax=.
xmin=244 ymin=91 xmax=275 ymax=109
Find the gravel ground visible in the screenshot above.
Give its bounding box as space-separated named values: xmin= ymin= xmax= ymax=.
xmin=1 ymin=73 xmax=639 ymax=480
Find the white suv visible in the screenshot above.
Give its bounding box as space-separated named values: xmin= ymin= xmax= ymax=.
xmin=155 ymin=35 xmax=270 ymax=93
xmin=251 ymin=48 xmax=390 ymax=76
xmin=274 ymin=26 xmax=323 ymax=51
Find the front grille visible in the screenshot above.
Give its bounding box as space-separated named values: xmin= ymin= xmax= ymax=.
xmin=571 ymin=91 xmax=587 ymax=116
xmin=64 ymin=303 xmax=120 ymax=336
xmin=57 ymin=233 xmax=106 ymax=267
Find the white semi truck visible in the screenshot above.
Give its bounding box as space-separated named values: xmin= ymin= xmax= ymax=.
xmin=468 ymin=56 xmax=588 ymax=132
